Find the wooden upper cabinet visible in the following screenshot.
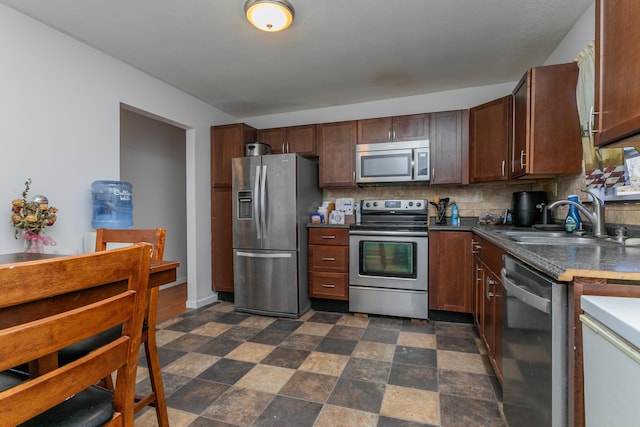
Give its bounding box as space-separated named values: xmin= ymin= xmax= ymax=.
xmin=357 ymin=114 xmax=429 ymax=144
xmin=256 ymin=124 xmax=317 ymax=156
xmin=594 ymin=0 xmax=640 ymax=146
xmin=317 ymin=120 xmax=357 ymax=188
xmin=211 ymin=123 xmax=256 ymax=187
xmin=511 ymin=63 xmax=582 ymax=178
xmin=429 ymin=110 xmax=468 ymax=185
xmin=470 ymin=96 xmax=512 ymax=183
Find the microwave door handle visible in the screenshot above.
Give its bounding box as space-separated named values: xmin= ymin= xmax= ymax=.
xmin=254 ymin=165 xmax=261 ymax=240
xmin=260 ymin=165 xmax=267 ymax=239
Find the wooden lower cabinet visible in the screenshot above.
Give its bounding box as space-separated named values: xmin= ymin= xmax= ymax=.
xmin=472 ymin=235 xmax=504 ymax=384
xmin=211 ymin=187 xmax=234 ymax=292
xmin=308 ymin=227 xmax=349 ymax=300
xmin=428 ymin=231 xmax=473 ymax=313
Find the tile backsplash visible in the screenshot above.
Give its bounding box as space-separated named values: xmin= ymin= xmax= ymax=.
xmin=326 ymin=172 xmax=640 ymax=226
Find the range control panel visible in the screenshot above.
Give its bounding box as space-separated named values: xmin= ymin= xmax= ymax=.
xmin=360 ymin=199 xmax=427 ymax=214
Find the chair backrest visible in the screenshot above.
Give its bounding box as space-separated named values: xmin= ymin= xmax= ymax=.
xmin=95 ymin=228 xmax=166 ymax=261
xmin=0 ymin=243 xmax=152 ymax=426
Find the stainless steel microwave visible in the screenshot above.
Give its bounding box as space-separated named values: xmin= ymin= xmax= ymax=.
xmin=355 ymin=140 xmax=430 ymax=184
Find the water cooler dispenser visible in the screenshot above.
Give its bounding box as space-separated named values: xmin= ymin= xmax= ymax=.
xmin=91 ymin=180 xmax=133 ymax=229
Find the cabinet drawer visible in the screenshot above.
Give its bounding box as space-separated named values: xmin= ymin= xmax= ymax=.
xmin=309 ymin=245 xmax=348 ymax=272
xmin=309 ymin=272 xmax=349 ymax=300
xmin=308 ymin=228 xmax=349 ymax=245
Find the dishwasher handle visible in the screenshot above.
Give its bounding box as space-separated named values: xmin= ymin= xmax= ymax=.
xmin=501 ymin=268 xmax=550 ymax=314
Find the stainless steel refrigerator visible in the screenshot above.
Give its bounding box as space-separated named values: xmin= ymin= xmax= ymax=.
xmin=232 ymin=153 xmax=321 ymax=318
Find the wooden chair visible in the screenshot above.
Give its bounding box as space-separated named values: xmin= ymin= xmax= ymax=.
xmin=0 ymin=243 xmax=152 ymax=426
xmin=95 ymin=228 xmax=169 ymax=426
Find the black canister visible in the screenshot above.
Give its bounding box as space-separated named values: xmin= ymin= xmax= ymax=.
xmin=511 ymin=191 xmax=547 ymax=227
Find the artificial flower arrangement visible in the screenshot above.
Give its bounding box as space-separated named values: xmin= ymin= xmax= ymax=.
xmin=11 ymin=178 xmax=58 ymax=251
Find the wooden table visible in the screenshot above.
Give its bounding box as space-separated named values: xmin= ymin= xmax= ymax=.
xmin=0 ymin=253 xmax=179 ymax=375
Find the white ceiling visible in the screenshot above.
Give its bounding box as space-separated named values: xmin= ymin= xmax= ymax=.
xmin=1 ymin=0 xmax=592 ymax=118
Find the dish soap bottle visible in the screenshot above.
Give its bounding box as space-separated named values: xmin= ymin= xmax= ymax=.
xmin=451 ymin=203 xmax=460 ymax=227
xmin=564 ymin=195 xmax=582 ymax=233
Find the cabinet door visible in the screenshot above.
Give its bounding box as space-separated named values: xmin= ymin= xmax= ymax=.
xmin=393 ymin=114 xmax=430 ymax=141
xmin=511 ymin=72 xmax=529 ymax=177
xmin=470 ymin=96 xmax=511 ymax=183
xmin=211 ymin=187 xmax=234 ymax=292
xmin=428 ymin=231 xmax=473 ymax=313
xmin=595 ymin=0 xmax=640 ymax=146
xmin=357 ymin=117 xmax=393 ymax=144
xmin=211 ymin=123 xmax=256 ymax=187
xmin=430 ymin=110 xmax=464 ymax=184
xmin=472 ymin=239 xmax=484 ymax=331
xmin=257 ymin=128 xmax=286 ymax=154
xmin=512 ymin=64 xmax=582 ymax=177
xmin=287 ymin=124 xmax=317 ymax=156
xmin=318 ymin=121 xmax=357 ymax=188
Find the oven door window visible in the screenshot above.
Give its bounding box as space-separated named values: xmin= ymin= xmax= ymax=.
xmin=359 ymin=240 xmax=416 ymax=278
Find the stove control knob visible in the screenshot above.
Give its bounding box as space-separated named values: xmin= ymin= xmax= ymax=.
xmin=365 ymin=202 xmax=371 ymax=208
xmin=408 ymin=201 xmax=414 ymax=207
xmin=416 ymin=202 xmax=422 ymax=207
xmin=373 ymin=202 xmax=378 ymax=207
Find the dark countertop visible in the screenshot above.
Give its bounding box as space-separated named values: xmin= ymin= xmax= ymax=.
xmin=431 ymin=218 xmax=640 ymax=282
xmin=307 ymin=223 xmax=351 ymax=229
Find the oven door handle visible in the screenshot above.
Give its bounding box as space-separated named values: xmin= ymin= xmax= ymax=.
xmin=349 ymin=230 xmax=428 ymax=237
xmin=501 ymin=268 xmax=550 ymax=314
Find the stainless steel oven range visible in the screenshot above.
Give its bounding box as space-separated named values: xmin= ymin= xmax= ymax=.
xmin=349 ymin=199 xmax=428 ymax=319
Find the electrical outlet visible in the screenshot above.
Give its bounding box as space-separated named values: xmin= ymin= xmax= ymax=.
xmin=474 ymin=190 xmax=484 ymax=202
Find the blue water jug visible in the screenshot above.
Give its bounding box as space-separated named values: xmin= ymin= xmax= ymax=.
xmin=91 ymin=180 xmax=133 ymax=229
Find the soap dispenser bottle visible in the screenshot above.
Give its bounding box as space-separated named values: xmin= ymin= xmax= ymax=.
xmin=564 ymin=195 xmax=582 ymax=233
xmin=451 ymin=203 xmax=460 ymax=227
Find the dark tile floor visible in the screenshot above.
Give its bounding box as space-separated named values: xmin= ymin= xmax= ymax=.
xmin=134 ymin=302 xmax=505 ymax=426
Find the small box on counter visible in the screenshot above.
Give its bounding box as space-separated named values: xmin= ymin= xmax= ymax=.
xmin=335 ymin=198 xmax=355 ymax=215
xmin=329 ymin=210 xmax=345 ymax=224
xmin=344 ymin=214 xmax=355 ymax=224
xmin=310 ymin=213 xmax=324 ymax=223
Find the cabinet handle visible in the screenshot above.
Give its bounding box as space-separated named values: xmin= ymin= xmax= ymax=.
xmin=321 ymin=284 xmax=336 ymax=288
xmin=589 ymin=106 xmax=599 ymax=137
xmin=321 ymin=257 xmax=336 ymax=261
xmin=471 ymin=240 xmax=481 ymax=253
xmin=282 ymin=142 xmax=286 ymax=153
xmin=486 ymin=276 xmax=497 ymax=299
xmin=286 ymin=141 xmax=290 ymax=153
xmin=392 ymin=128 xmax=396 ymax=140
xmin=475 ymin=265 xmax=483 ymax=284
xmin=519 ymin=150 xmax=526 ymax=169
xmin=432 ymin=167 xmax=435 ymax=180
xmin=321 ymin=235 xmax=336 ymax=239
xmin=388 ymin=128 xmax=392 ymax=140
xmin=501 ymin=160 xmax=505 ymax=177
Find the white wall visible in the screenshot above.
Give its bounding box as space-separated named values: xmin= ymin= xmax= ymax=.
xmin=0 ymin=4 xmax=235 ymax=308
xmin=545 ymin=2 xmax=595 ymax=65
xmin=120 ymin=108 xmax=188 ymax=288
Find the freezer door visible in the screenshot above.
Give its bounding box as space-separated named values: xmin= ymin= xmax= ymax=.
xmin=233 ymin=249 xmax=300 ymax=317
xmin=232 ymin=156 xmax=261 ymax=249
xmin=261 ymin=154 xmax=298 ymax=250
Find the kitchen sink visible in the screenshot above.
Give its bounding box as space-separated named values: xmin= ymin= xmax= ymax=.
xmin=496 ymin=230 xmax=623 ymax=246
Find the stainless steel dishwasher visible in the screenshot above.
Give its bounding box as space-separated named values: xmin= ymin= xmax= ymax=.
xmin=501 ymin=255 xmax=568 ymax=427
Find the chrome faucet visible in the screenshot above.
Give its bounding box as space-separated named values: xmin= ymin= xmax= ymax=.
xmin=546 ymin=189 xmax=606 ymax=237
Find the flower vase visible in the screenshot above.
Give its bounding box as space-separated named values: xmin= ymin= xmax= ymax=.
xmin=22 ymin=231 xmax=55 ymax=254
xmin=24 ymin=235 xmax=44 ymax=253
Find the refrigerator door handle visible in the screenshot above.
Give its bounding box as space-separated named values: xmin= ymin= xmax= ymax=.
xmin=260 ymin=164 xmax=267 ymax=240
xmin=254 ymin=165 xmax=261 ymax=240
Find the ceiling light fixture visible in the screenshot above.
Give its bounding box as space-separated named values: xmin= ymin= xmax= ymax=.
xmin=244 ymin=0 xmax=295 ymax=32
